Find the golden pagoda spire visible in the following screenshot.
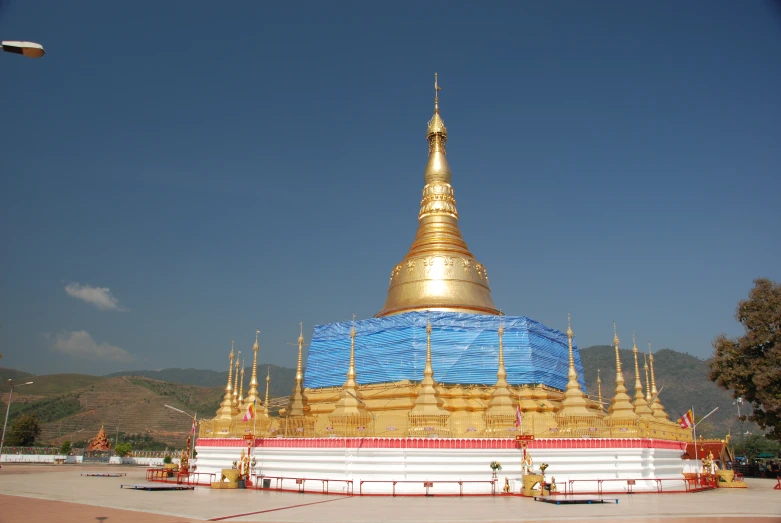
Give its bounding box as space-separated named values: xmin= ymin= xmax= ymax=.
xmin=643 ymin=353 xmax=652 ymax=403
xmin=238 ymin=359 xmax=245 ymax=407
xmin=410 ymin=316 xmax=448 ymax=415
xmin=606 ymin=323 xmax=636 ymax=421
xmin=262 ymin=366 xmax=271 ymax=418
xmin=232 ymin=347 xmax=241 ymax=412
xmin=631 ymin=333 xmax=650 ymax=417
xmin=245 ymin=329 xmax=260 ymax=407
xmin=216 ymin=342 xmax=236 ymax=420
xmin=288 ymin=322 xmax=308 ymax=417
xmin=597 ymin=369 xmax=603 ymax=411
xmin=648 ymin=342 xmax=670 ymax=420
xmin=486 ymin=323 xmax=515 ymax=417
xmin=377 ymin=74 xmax=499 ymax=317
xmin=559 ymin=314 xmax=591 ymax=416
xmin=332 ymin=314 xmax=366 ymax=416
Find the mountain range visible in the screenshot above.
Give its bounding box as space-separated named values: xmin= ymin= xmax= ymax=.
xmin=0 ymin=345 xmax=751 ymax=447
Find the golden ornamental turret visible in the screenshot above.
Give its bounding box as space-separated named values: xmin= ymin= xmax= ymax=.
xmin=216 ymin=342 xmax=236 ymax=420
xmin=331 ymin=316 xmax=367 ymax=416
xmin=288 ymin=322 xmax=308 ymax=417
xmin=631 ymin=334 xmax=651 ymax=418
xmin=263 ymin=366 xmax=271 ymax=418
xmin=377 ymin=74 xmax=499 ymax=317
xmin=410 ymin=318 xmax=449 ymax=416
xmin=245 ymin=329 xmax=261 ymax=407
xmin=559 ymin=314 xmax=591 ymax=416
xmin=648 ymin=343 xmax=670 ymax=421
xmin=238 ymin=359 xmax=245 ymax=408
xmin=232 ymin=345 xmax=241 ymax=413
xmin=643 ymin=353 xmax=652 ymax=403
xmin=486 ymin=324 xmax=516 ymax=418
xmin=606 ymin=323 xmax=636 ymax=421
xmin=597 ymin=369 xmax=603 ymax=412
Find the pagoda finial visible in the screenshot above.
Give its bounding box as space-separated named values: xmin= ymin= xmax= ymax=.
xmin=643 ymin=353 xmax=652 ymax=403
xmin=232 ymin=349 xmax=241 ymax=412
xmin=559 ymin=314 xmax=591 ymax=416
xmin=434 ymin=72 xmax=441 ymax=112
xmin=238 ymin=359 xmax=245 ymax=406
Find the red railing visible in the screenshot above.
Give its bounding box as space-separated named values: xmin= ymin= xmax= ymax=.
xmin=251 ymin=474 xmax=354 ymax=495
xmin=563 ymin=477 xmax=716 ymax=495
xmin=358 ymin=479 xmax=497 ymax=496
xmin=145 ymin=468 xmax=215 ymax=486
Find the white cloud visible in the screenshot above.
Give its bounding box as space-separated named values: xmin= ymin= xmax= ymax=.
xmin=65 ymin=282 xmax=125 ymax=311
xmin=50 ymin=330 xmax=133 ymax=362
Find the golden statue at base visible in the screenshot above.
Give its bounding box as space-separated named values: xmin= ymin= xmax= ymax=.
xmin=503 ymin=477 xmax=511 ymax=493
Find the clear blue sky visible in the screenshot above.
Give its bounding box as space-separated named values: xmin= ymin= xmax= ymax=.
xmin=1 ymin=1 xmax=779 ymax=375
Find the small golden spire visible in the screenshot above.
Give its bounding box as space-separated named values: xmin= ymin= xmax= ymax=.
xmin=238 ymin=359 xmax=245 ymax=406
xmin=411 ymin=315 xmax=448 ymax=415
xmin=597 ymin=369 xmax=603 ymax=411
xmin=631 ymin=333 xmax=650 ymax=417
xmin=331 ymin=314 xmax=366 ymax=416
xmin=643 ymin=353 xmax=651 ymax=403
xmin=648 ymin=342 xmax=670 ymax=420
xmin=232 ymin=349 xmax=241 ymax=411
xmin=246 ymin=329 xmax=260 ymax=407
xmin=486 ymin=322 xmax=514 ymax=417
xmin=216 ymin=341 xmax=237 ymax=420
xmin=263 ymin=366 xmax=271 ymax=418
xmin=559 ymin=314 xmax=591 ymax=416
xmin=288 ymin=322 xmax=308 ymax=417
xmin=607 ymin=323 xmax=636 ymax=421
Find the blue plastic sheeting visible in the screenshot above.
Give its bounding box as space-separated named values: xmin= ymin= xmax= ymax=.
xmin=304 ymin=311 xmax=587 ymax=392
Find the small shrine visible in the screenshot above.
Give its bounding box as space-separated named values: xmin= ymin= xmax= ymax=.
xmin=86 ymin=424 xmax=112 ymax=451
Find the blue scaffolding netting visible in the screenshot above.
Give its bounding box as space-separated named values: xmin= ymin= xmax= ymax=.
xmin=304 ymin=311 xmax=587 ymax=392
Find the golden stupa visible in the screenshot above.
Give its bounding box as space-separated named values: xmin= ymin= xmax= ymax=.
xmin=203 ymin=75 xmax=688 ymax=444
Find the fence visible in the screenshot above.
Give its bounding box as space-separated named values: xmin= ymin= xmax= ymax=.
xmin=199 ymin=413 xmax=691 ymax=442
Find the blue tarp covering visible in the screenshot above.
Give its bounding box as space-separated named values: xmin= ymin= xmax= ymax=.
xmin=304 ymin=311 xmax=587 ymax=392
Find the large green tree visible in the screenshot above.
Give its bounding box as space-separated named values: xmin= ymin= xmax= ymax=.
xmin=710 ymin=278 xmax=781 ymax=440
xmin=7 ymin=413 xmax=42 ymax=446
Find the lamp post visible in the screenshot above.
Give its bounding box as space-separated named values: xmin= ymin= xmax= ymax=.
xmin=733 ymin=397 xmax=745 ymax=448
xmin=0 ymin=379 xmax=35 ymax=466
xmin=1 ymin=41 xmax=45 ymax=58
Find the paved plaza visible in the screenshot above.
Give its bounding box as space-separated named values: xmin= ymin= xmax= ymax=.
xmin=0 ymin=464 xmax=779 ymax=523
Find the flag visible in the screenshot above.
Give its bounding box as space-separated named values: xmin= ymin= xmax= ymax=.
xmin=243 ymin=400 xmax=256 ymax=422
xmin=515 ymin=404 xmax=523 ymax=428
xmin=190 ymin=418 xmax=197 ymax=434
xmin=678 ymin=409 xmax=694 ymax=429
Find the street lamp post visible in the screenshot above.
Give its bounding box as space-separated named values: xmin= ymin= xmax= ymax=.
xmin=1 ymin=41 xmax=45 ymax=58
xmin=0 ymin=379 xmax=35 ymax=466
xmin=733 ymin=397 xmax=745 ymax=448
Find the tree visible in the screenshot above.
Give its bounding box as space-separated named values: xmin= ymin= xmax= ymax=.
xmin=114 ymin=442 xmax=132 ymax=457
xmin=7 ymin=413 xmax=41 ymax=446
xmin=710 ymin=278 xmax=781 ymax=440
xmin=60 ymin=440 xmax=72 ymax=455
xmin=731 ymin=434 xmax=781 ymax=460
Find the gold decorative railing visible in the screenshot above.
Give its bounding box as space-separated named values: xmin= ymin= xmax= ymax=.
xmin=199 ymin=413 xmax=691 ymax=442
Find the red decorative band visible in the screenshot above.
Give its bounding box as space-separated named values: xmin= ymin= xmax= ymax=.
xmin=197 ymin=437 xmax=686 ymax=451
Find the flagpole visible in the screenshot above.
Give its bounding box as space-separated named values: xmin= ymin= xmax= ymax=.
xmin=692 ymin=406 xmax=699 ymax=481
xmin=191 ymin=413 xmax=197 ymax=464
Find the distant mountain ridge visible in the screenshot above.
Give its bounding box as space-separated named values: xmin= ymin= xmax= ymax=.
xmin=1 ymin=346 xmax=753 ymax=441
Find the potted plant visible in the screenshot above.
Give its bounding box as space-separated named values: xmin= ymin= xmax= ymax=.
xmin=489 ymin=461 xmax=502 ymax=481
xmin=163 ymin=455 xmax=177 ymax=477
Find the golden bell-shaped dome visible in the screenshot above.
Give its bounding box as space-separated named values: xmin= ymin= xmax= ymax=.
xmin=376 ymin=74 xmax=499 ymax=317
